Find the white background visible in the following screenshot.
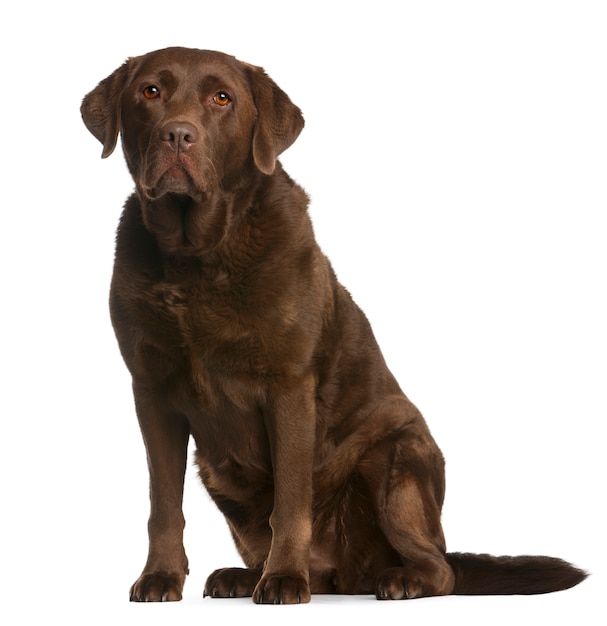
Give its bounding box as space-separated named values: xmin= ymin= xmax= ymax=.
xmin=1 ymin=1 xmax=605 ymax=624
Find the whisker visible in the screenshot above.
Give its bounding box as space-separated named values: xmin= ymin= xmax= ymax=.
xmin=205 ymin=156 xmax=224 ymax=192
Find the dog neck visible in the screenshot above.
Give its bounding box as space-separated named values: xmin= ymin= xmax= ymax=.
xmin=130 ymin=161 xmax=310 ymax=272
xmin=138 ymin=177 xmax=261 ymax=258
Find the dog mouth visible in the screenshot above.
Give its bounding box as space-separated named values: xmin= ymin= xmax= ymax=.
xmin=159 ymin=163 xmax=193 ymax=190
xmin=143 ymin=162 xmax=205 ymax=202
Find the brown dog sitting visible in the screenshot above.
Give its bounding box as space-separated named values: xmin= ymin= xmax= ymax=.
xmin=81 ymin=47 xmax=586 ymax=604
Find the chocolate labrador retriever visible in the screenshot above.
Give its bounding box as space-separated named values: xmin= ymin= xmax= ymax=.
xmin=81 ymin=47 xmax=586 ymax=604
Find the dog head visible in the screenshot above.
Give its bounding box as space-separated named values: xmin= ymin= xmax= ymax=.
xmin=81 ymin=47 xmax=304 ymax=203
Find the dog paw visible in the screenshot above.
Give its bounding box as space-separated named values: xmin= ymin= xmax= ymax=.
xmin=375 ymin=567 xmax=422 ymax=600
xmin=204 ymin=567 xmax=262 ymax=598
xmin=252 ymin=573 xmax=311 ymax=604
xmin=129 ymin=571 xmax=185 ymax=602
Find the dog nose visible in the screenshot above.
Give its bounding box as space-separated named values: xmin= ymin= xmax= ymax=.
xmin=160 ymin=121 xmax=199 ymax=151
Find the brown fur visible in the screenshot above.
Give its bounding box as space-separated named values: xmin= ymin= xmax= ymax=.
xmin=81 ymin=47 xmax=587 ymax=604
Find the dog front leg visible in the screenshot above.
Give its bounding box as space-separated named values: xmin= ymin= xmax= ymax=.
xmin=129 ymin=384 xmax=190 ymax=602
xmin=252 ymin=376 xmax=316 ymax=604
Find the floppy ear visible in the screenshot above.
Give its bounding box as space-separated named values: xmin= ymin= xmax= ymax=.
xmin=247 ymin=65 xmax=305 ymax=175
xmin=80 ymin=59 xmax=135 ymax=158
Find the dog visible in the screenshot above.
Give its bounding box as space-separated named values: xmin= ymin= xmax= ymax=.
xmin=81 ymin=47 xmax=586 ymax=604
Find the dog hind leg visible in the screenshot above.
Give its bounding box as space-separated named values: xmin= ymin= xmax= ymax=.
xmin=363 ymin=420 xmax=454 ymax=599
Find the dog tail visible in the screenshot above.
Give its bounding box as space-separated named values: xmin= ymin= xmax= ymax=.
xmin=446 ymin=552 xmax=587 ymax=595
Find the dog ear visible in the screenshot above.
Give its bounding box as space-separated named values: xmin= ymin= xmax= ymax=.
xmin=247 ymin=65 xmax=305 ymax=175
xmin=81 ymin=59 xmax=136 ymax=158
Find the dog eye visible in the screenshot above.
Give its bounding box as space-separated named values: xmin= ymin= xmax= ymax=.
xmin=213 ymin=91 xmax=231 ymax=106
xmin=142 ymin=85 xmax=161 ymax=100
